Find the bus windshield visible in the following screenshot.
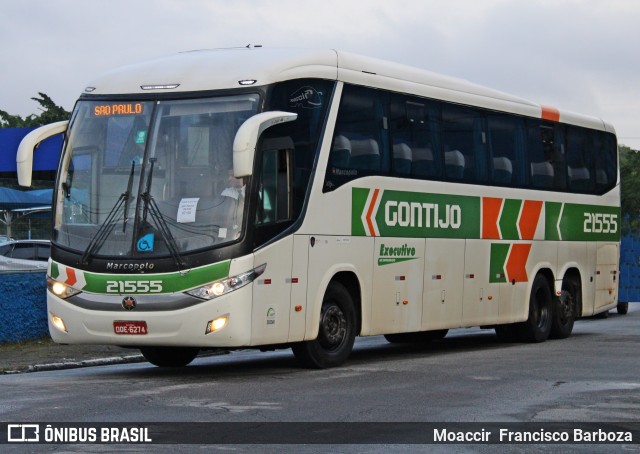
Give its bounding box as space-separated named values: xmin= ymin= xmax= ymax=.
xmin=54 ymin=95 xmax=260 ymax=259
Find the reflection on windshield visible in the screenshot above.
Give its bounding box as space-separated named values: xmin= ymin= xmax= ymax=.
xmin=54 ymin=95 xmax=259 ymax=259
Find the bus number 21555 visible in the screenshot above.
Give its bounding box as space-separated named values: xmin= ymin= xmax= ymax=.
xmin=583 ymin=212 xmax=618 ymax=234
xmin=105 ymin=280 xmax=163 ymax=293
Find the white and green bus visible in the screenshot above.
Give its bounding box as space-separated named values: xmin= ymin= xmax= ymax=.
xmin=18 ymin=48 xmax=620 ymax=368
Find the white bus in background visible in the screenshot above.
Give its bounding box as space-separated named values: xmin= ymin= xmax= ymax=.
xmin=18 ymin=48 xmax=620 ymax=368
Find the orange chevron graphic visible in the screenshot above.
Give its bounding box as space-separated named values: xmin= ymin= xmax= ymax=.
xmin=482 ymin=197 xmax=502 ymax=239
xmin=365 ymin=188 xmax=380 ymax=236
xmin=506 ymin=243 xmax=532 ymax=283
xmin=482 ymin=197 xmax=543 ymax=240
xmin=518 ymin=200 xmax=543 ymax=240
xmin=66 ymin=268 xmax=77 ymax=286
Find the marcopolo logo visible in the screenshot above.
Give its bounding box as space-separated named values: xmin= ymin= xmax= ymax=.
xmin=378 ymin=243 xmax=418 ymax=266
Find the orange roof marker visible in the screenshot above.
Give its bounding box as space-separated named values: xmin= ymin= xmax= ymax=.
xmin=541 ymin=105 xmax=560 ymax=122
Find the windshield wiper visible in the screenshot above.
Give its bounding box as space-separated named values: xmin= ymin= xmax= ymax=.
xmin=139 ymin=158 xmax=186 ymax=271
xmin=81 ymin=161 xmax=135 ymax=265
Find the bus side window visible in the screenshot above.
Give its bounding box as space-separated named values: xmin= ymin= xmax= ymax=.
xmin=389 ymin=95 xmax=442 ymax=179
xmin=487 ymin=115 xmax=526 ymax=186
xmin=256 ymin=138 xmax=293 ymax=226
xmin=442 ymin=104 xmax=487 ymax=183
xmin=594 ymin=131 xmax=617 ymax=194
xmin=566 ymin=126 xmax=595 ymax=193
xmin=527 ymin=122 xmax=566 ymax=191
xmin=324 ymin=85 xmax=388 ymax=192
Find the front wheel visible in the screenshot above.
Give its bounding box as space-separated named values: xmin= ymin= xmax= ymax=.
xmin=517 ymin=274 xmax=552 ymax=343
xmin=140 ymin=346 xmax=200 ymax=367
xmin=292 ymin=281 xmax=356 ymax=369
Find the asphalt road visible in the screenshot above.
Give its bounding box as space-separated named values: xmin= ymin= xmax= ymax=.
xmin=1 ymin=305 xmax=638 ymax=452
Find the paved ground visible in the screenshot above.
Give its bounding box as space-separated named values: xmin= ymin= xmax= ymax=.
xmin=0 ymin=304 xmax=632 ymax=374
xmin=0 ymin=338 xmax=145 ymax=374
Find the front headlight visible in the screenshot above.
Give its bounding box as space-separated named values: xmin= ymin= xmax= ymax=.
xmin=185 ymin=264 xmax=266 ymax=300
xmin=47 ymin=276 xmax=81 ymax=299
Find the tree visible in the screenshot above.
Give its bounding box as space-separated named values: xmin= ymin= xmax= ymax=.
xmin=619 ymin=144 xmax=640 ymax=233
xmin=0 ymin=93 xmax=70 ymax=128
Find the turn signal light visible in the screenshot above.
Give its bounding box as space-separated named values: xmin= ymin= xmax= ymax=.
xmin=205 ymin=315 xmax=228 ymax=334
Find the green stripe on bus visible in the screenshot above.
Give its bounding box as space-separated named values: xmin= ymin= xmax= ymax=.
xmin=499 ymin=199 xmax=522 ymax=240
xmin=489 ymin=243 xmax=510 ymax=283
xmin=51 ymin=260 xmax=231 ymax=295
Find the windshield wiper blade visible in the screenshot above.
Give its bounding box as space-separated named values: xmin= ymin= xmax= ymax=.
xmin=81 ymin=162 xmax=135 ymax=265
xmin=122 ymin=161 xmax=136 ymax=232
xmin=140 ymin=158 xmax=186 ymax=271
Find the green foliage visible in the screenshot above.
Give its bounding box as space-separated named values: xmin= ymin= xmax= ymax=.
xmin=620 ymin=144 xmax=640 ymax=232
xmin=0 ymin=93 xmax=70 ymax=128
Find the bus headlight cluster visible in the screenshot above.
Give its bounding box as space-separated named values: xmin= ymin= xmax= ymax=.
xmin=47 ymin=277 xmax=81 ymax=299
xmin=186 ymin=264 xmax=266 ymax=300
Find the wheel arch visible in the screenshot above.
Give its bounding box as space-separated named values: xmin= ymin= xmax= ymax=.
xmin=331 ymin=271 xmax=362 ymax=336
xmin=530 ymin=266 xmax=555 ymax=300
xmin=305 ymin=265 xmax=364 ymax=340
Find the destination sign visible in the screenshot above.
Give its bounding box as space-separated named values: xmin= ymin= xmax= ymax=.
xmin=93 ymin=103 xmax=144 ymax=116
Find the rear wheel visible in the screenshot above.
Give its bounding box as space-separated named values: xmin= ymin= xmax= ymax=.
xmin=140 ymin=347 xmax=199 ymax=367
xmin=550 ymin=279 xmax=578 ymax=339
xmin=517 ymin=274 xmax=552 ymax=342
xmin=292 ymin=281 xmax=356 ymax=368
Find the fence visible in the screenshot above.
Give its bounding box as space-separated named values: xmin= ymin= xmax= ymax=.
xmin=0 ymin=271 xmax=48 ymax=343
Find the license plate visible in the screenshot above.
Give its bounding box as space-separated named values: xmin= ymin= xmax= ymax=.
xmin=113 ymin=321 xmax=148 ymax=335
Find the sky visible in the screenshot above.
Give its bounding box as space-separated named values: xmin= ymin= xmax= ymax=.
xmin=2 ymin=0 xmax=640 ymax=148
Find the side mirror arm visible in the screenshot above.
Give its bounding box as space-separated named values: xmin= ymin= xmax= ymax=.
xmin=17 ymin=120 xmax=68 ymax=187
xmin=232 ymin=112 xmax=297 ymax=177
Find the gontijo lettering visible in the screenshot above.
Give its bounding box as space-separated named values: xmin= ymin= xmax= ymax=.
xmin=385 ymin=201 xmax=462 ymax=229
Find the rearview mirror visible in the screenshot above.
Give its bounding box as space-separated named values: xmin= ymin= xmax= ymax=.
xmin=232 ymin=111 xmax=297 ymax=178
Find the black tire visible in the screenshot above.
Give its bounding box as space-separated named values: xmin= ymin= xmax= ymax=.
xmin=292 ymin=281 xmax=356 ymax=368
xmin=384 ymin=329 xmax=448 ymax=344
xmin=550 ymin=279 xmax=578 ymax=339
xmin=140 ymin=346 xmax=199 ymax=367
xmin=617 ymin=302 xmax=629 ymax=315
xmin=517 ymin=274 xmax=552 ymax=343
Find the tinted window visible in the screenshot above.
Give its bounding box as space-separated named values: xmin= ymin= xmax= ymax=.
xmin=442 ymin=104 xmax=487 ymax=183
xmin=565 ymin=126 xmax=595 ymax=192
xmin=10 ymin=244 xmax=36 ymax=260
xmin=389 ymin=95 xmax=442 ymax=179
xmin=268 ymin=79 xmax=334 ymax=213
xmin=527 ymin=121 xmax=566 ymax=190
xmin=487 ymin=115 xmax=526 ymax=186
xmin=325 ymin=85 xmax=389 ymax=191
xmin=36 ymin=244 xmax=51 ymax=261
xmin=320 ymin=84 xmax=617 ymax=196
xmin=594 ymin=131 xmax=617 ymax=193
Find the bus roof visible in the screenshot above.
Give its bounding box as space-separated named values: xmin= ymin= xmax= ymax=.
xmin=83 ymin=47 xmax=614 ymax=133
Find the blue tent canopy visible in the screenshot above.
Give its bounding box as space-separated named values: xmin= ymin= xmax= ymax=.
xmin=0 ymin=187 xmax=53 ymax=210
xmin=0 ymin=127 xmax=63 ymax=173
